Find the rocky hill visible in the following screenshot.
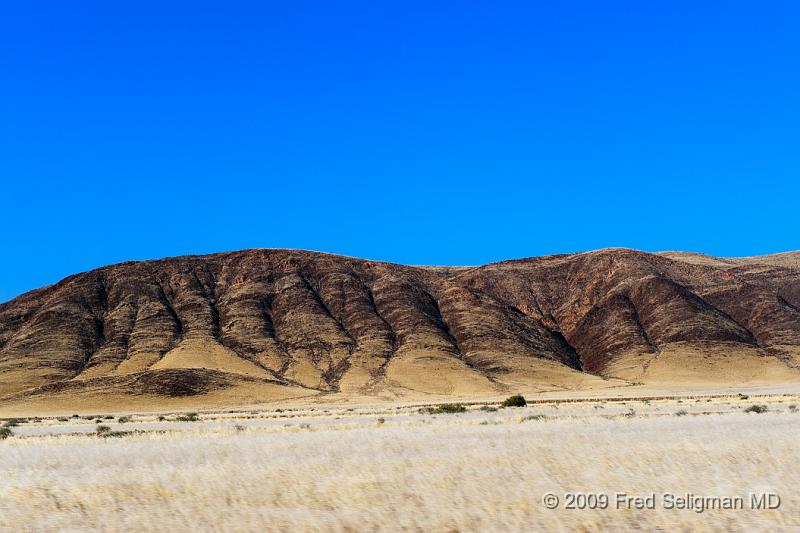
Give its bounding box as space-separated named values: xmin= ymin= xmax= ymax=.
xmin=2 ymin=248 xmax=799 ymax=409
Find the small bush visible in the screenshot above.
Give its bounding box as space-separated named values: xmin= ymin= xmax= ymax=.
xmin=744 ymin=404 xmax=768 ymax=414
xmin=0 ymin=427 xmax=13 ymax=439
xmin=375 ymin=417 xmax=385 ymax=425
xmin=96 ymin=425 xmax=131 ymax=438
xmin=501 ymin=395 xmax=527 ymax=408
xmin=479 ymin=406 xmax=498 ymax=412
xmin=789 ymin=404 xmax=797 ymax=412
xmin=117 ymin=416 xmax=130 ymax=424
xmin=176 ymin=413 xmax=199 ymax=422
xmin=675 ymin=410 xmax=688 ymax=416
xmin=57 ymin=417 xmax=69 ymax=422
xmin=437 ymin=404 xmax=466 ymax=413
xmin=419 ymin=404 xmax=467 ymax=415
xmin=738 ymin=393 xmax=749 ymax=400
xmin=157 ymin=416 xmax=166 ymax=421
xmin=3 ymin=418 xmax=25 ymax=428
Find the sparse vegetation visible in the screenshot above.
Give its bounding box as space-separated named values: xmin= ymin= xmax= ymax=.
xmin=1 ymin=395 xmax=798 ymax=532
xmin=501 ymin=394 xmax=527 ymax=407
xmin=419 ymin=404 xmax=467 ymax=414
xmin=0 ymin=427 xmax=13 ymax=439
xmin=96 ymin=424 xmax=130 ymax=438
xmin=176 ymin=413 xmax=199 ymax=422
xmin=117 ymin=416 xmax=130 ymax=423
xmin=523 ymin=414 xmax=547 ymax=421
xmin=738 ymin=393 xmax=749 ymax=400
xmin=3 ymin=418 xmax=25 ymax=427
xmin=744 ymin=404 xmax=768 ymax=414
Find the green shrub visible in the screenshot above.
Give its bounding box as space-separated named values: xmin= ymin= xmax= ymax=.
xmin=419 ymin=403 xmax=467 ymax=414
xmin=479 ymin=406 xmax=498 ymax=412
xmin=438 ymin=403 xmax=466 ymax=413
xmin=0 ymin=427 xmax=13 ymax=439
xmin=675 ymin=410 xmax=688 ymax=416
xmin=176 ymin=412 xmax=199 ymax=422
xmin=501 ymin=395 xmax=527 ymax=408
xmin=738 ymin=393 xmax=749 ymax=400
xmin=3 ymin=418 xmax=25 ymax=428
xmin=96 ymin=425 xmax=112 ymax=435
xmin=117 ymin=416 xmax=130 ymax=424
xmin=744 ymin=404 xmax=768 ymax=414
xmin=157 ymin=416 xmax=166 ymax=421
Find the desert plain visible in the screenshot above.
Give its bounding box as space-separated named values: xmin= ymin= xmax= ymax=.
xmin=2 ymin=385 xmax=799 ymax=532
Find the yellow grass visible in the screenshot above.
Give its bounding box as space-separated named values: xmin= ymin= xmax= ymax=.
xmin=2 ymin=395 xmax=799 ymax=531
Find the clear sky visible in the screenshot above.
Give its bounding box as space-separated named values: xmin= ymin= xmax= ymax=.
xmin=1 ymin=1 xmax=799 ymax=303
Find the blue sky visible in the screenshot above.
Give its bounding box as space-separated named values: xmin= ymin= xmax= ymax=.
xmin=1 ymin=1 xmax=799 ymax=302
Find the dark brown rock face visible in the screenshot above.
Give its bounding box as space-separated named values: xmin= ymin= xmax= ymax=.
xmin=1 ymin=248 xmax=799 ymax=399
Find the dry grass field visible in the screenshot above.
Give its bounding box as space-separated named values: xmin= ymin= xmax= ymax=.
xmin=2 ymin=392 xmax=799 ymax=532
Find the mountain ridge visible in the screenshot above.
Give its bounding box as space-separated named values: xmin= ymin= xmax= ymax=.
xmin=2 ymin=248 xmax=799 ymax=410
